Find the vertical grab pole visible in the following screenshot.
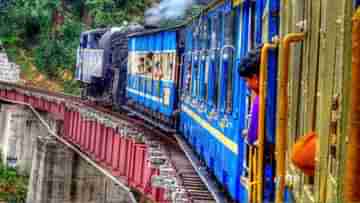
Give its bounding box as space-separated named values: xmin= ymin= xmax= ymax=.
xmin=257 ymin=43 xmax=277 ymax=203
xmin=275 ymin=33 xmax=305 ymax=203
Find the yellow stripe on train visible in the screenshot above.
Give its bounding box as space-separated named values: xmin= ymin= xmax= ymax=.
xmin=182 ymin=105 xmax=239 ymax=155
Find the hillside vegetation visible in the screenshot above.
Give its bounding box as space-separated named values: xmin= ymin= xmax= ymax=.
xmin=0 ymin=0 xmax=153 ymax=94
xmin=0 ymin=0 xmax=204 ymax=95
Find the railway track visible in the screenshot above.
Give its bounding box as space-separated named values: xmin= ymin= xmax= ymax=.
xmin=0 ymin=81 xmax=220 ymax=203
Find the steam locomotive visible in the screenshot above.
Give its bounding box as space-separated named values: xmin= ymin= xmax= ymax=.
xmin=76 ymin=0 xmax=360 ymax=202
xmin=75 ymin=25 xmax=143 ymax=107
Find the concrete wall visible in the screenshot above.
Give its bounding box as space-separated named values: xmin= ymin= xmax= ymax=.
xmin=0 ymin=103 xmax=132 ymax=203
xmin=0 ymin=104 xmax=35 ymax=174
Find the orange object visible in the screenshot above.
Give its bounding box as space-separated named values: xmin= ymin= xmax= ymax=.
xmin=291 ymin=132 xmax=317 ymax=176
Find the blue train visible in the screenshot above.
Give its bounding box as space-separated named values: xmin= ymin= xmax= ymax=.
xmin=122 ymin=1 xmax=278 ymax=201
xmin=76 ymin=0 xmax=360 ymax=202
xmin=76 ymin=1 xmax=277 ymax=202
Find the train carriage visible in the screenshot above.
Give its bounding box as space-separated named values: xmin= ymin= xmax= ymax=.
xmin=125 ymin=27 xmax=183 ymax=130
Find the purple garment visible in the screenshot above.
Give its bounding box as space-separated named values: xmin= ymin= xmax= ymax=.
xmin=248 ymin=95 xmax=259 ymax=145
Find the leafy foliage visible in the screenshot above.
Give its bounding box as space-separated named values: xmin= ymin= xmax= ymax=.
xmin=0 ymin=0 xmax=151 ymax=94
xmin=63 ymin=80 xmax=80 ymax=95
xmin=0 ymin=156 xmax=28 ymax=202
xmin=85 ymin=0 xmax=150 ymax=26
xmin=34 ymin=18 xmax=83 ymax=78
xmin=158 ymin=4 xmax=204 ymax=27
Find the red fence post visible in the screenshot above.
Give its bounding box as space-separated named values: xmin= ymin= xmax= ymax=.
xmin=95 ymin=124 xmax=104 ymax=162
xmin=111 ymin=133 xmax=121 ymax=174
xmin=106 ymin=128 xmax=115 ymax=167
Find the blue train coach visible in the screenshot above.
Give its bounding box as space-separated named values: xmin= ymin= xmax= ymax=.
xmin=125 ymin=27 xmax=183 ymax=131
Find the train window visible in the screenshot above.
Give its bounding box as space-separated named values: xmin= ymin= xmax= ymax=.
xmin=192 ymin=24 xmax=200 ymax=98
xmin=170 ymin=53 xmax=176 ymax=81
xmin=131 ymin=53 xmax=137 ymax=75
xmin=204 ymin=17 xmax=211 ymax=102
xmin=249 ymin=2 xmax=256 ymax=49
xmin=81 ymin=35 xmax=88 ymax=48
xmin=195 ymin=55 xmax=200 ymax=97
xmin=186 ymin=55 xmax=192 ymax=96
xmin=204 ymin=56 xmax=210 ymax=100
xmin=193 ymin=53 xmax=199 ymax=97
xmin=158 ymin=53 xmax=166 ymax=81
xmin=196 ymin=24 xmax=202 ymax=98
xmin=162 ymin=53 xmax=170 ymax=81
xmin=213 ymin=14 xmax=222 ymax=108
xmin=202 ymin=17 xmax=209 ymax=101
xmin=224 ymin=10 xmax=235 ymax=113
xmin=216 ymin=12 xmax=225 ymax=110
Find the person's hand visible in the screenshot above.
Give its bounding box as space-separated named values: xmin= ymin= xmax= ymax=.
xmin=252 ymin=140 xmax=259 ymax=146
xmin=241 ymin=129 xmax=248 ymax=139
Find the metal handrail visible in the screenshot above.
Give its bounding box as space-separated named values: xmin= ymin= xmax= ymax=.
xmin=257 ymin=43 xmax=277 ymax=203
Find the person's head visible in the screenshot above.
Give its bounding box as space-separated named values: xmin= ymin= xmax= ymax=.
xmin=146 ymin=52 xmax=154 ymax=59
xmin=139 ymin=57 xmax=145 ymax=63
xmin=239 ymin=49 xmax=261 ymax=93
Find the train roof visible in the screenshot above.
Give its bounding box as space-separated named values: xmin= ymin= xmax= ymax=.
xmin=127 ymin=25 xmax=184 ymax=38
xmin=129 ymin=0 xmax=231 ymax=38
xmin=202 ymin=0 xmax=228 ymax=12
xmin=81 ymin=28 xmax=109 ymax=35
xmin=100 ymin=26 xmax=143 ymax=49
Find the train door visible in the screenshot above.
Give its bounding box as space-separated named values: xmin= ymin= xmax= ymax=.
xmin=316 ymin=1 xmax=352 ymax=203
xmin=275 ymin=0 xmax=352 ymax=202
xmin=237 ymin=0 xmax=278 ymax=202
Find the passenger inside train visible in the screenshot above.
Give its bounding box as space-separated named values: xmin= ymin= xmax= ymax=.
xmin=153 ymin=61 xmax=163 ymax=80
xmin=137 ymin=57 xmax=145 ymax=74
xmin=145 ymin=52 xmax=154 ymax=75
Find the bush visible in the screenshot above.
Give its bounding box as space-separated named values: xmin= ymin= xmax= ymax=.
xmin=0 ymin=158 xmax=28 ymax=202
xmin=34 ymin=18 xmax=83 ymax=78
xmin=63 ymin=80 xmax=81 ymax=95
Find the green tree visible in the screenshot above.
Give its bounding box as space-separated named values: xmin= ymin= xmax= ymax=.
xmin=0 ymin=0 xmax=155 ymax=94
